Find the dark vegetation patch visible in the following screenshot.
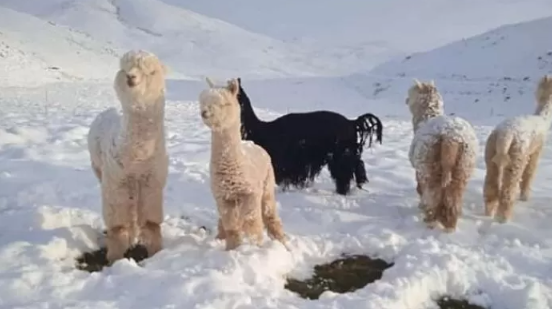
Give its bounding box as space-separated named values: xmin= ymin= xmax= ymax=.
xmin=436 ymin=296 xmax=487 ymax=309
xmin=284 ymin=254 xmax=393 ymax=300
xmin=75 ymin=244 xmax=149 ymax=273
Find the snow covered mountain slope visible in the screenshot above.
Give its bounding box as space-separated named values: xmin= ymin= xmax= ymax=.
xmin=345 ymin=16 xmax=552 ymax=124
xmin=0 ymin=6 xmax=121 ymax=86
xmin=167 ymin=0 xmax=552 ymax=73
xmin=0 ymin=0 xmax=330 ymax=80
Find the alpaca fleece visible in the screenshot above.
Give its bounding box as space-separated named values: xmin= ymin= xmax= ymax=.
xmin=200 ymin=77 xmax=288 ymax=251
xmin=87 ymin=50 xmax=169 ymax=264
xmin=236 ymin=78 xmax=383 ymax=195
xmin=483 ymin=75 xmax=552 ymax=223
xmin=407 ymin=80 xmax=478 ymax=232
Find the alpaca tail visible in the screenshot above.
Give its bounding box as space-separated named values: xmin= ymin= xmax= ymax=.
xmin=491 ymin=131 xmax=513 ymax=169
xmin=355 ymin=113 xmax=383 ymax=148
xmin=440 ymin=137 xmax=463 ymax=188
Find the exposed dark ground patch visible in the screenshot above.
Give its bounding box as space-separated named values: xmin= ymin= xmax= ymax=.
xmin=75 ymin=245 xmax=149 ymax=272
xmin=436 ymin=296 xmax=487 ymax=309
xmin=284 ymin=254 xmax=393 ymax=300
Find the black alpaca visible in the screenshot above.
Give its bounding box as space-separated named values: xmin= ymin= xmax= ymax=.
xmin=236 ymin=78 xmax=383 ymax=195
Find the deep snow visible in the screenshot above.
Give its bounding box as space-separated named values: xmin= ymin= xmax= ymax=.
xmin=1 ymin=0 xmax=552 ymax=308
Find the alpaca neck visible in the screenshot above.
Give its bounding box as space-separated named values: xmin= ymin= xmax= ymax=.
xmin=238 ymin=90 xmax=261 ymax=126
xmin=535 ymin=99 xmax=552 ymax=119
xmin=210 ymin=123 xmax=246 ymax=174
xmin=118 ymin=98 xmax=165 ymax=162
xmin=412 ymin=109 xmax=443 ymax=133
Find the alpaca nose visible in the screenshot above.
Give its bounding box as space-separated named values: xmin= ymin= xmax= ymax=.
xmin=126 ymin=74 xmax=137 ymax=87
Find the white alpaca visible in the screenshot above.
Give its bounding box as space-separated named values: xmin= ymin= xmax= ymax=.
xmin=199 ymin=77 xmax=288 ymax=250
xmin=483 ymin=75 xmax=552 ymax=223
xmin=407 ymin=79 xmax=478 ymax=232
xmin=87 ymin=50 xmax=169 ymax=264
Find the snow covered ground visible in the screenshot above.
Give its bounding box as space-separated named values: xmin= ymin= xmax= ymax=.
xmin=1 ymin=0 xmax=552 ymax=308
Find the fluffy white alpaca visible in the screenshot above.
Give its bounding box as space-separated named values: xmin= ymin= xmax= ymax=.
xmin=87 ymin=50 xmax=169 ymax=264
xmin=199 ymin=77 xmax=288 ymax=250
xmin=483 ymin=75 xmax=552 ymax=223
xmin=407 ymin=79 xmax=478 ymax=232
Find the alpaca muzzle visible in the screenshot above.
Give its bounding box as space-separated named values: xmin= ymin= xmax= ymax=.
xmin=127 ymin=74 xmax=138 ymax=87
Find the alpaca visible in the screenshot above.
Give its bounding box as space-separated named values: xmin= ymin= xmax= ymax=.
xmin=483 ymin=75 xmax=552 ymax=223
xmin=406 ymin=79 xmax=478 ymax=232
xmin=236 ymin=78 xmax=383 ymax=195
xmin=199 ymin=77 xmax=288 ymax=250
xmin=87 ymin=50 xmax=169 ymax=264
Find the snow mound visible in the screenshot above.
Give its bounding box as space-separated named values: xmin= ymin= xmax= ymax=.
xmin=1 ymin=0 xmax=327 ymax=80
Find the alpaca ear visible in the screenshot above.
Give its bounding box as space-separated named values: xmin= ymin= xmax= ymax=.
xmin=160 ymin=63 xmax=169 ymax=76
xmin=237 ymin=77 xmax=241 ymax=86
xmin=227 ymin=79 xmax=239 ymax=96
xmin=205 ymin=77 xmax=216 ymax=88
xmin=429 ymin=80 xmax=435 ymax=87
xmin=413 ymin=79 xmax=422 ymax=87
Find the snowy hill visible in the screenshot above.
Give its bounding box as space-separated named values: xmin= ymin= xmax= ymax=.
xmin=346 ymin=16 xmax=552 ymax=124
xmin=0 ymin=6 xmax=121 ymax=86
xmin=1 ymin=0 xmax=552 ymax=308
xmin=0 ymin=0 xmax=330 ymax=81
xmin=171 ymin=0 xmax=552 ymax=74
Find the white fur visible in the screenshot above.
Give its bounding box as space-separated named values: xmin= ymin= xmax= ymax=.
xmin=483 ymin=75 xmax=552 ymax=222
xmin=407 ymin=79 xmax=478 ymax=232
xmin=199 ymin=78 xmax=288 ymax=251
xmin=87 ymin=50 xmax=169 ymax=264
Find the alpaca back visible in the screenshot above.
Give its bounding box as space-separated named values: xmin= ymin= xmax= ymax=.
xmin=491 ymin=115 xmax=550 ymax=155
xmin=410 ymin=115 xmax=478 ymax=171
xmin=87 ymin=108 xmax=122 ymax=172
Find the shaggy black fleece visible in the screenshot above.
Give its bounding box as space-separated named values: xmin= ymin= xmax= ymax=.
xmin=236 ymin=78 xmax=383 ymax=195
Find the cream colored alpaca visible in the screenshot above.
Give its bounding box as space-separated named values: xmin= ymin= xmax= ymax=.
xmin=483 ymin=75 xmax=552 ymax=223
xmin=199 ymin=77 xmax=288 ymax=250
xmin=87 ymin=50 xmax=169 ymax=264
xmin=407 ymin=80 xmax=478 ymax=232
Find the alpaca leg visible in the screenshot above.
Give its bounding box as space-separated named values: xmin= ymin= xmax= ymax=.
xmin=439 ymin=176 xmax=468 ymax=233
xmin=520 ymin=147 xmax=542 ymax=201
xmin=215 ymin=218 xmax=226 ymax=240
xmin=141 ymin=221 xmax=162 ymax=257
xmin=219 ymin=197 xmax=244 ymax=250
xmin=328 ymin=149 xmax=355 ymax=195
xmin=261 ymin=169 xmax=287 ymax=247
xmin=242 ymin=214 xmax=264 ymax=246
xmin=261 ymin=192 xmax=286 ymax=244
xmin=496 ymin=154 xmax=526 ymax=223
xmin=353 ymin=157 xmax=369 ymax=188
xmin=106 ymin=225 xmax=131 ymax=264
xmin=416 ymin=171 xmax=426 ymax=210
xmin=483 ymin=161 xmax=500 ymax=217
xmin=140 ymin=183 xmax=164 ymax=258
xmin=103 ymin=185 xmax=135 ymax=265
xmin=421 ymin=174 xmax=441 ymax=229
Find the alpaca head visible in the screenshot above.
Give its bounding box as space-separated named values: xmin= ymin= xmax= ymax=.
xmin=536 ymin=75 xmax=552 ymax=110
xmin=199 ymin=77 xmax=241 ymax=131
xmin=114 ymin=50 xmax=168 ymax=105
xmin=406 ymin=79 xmax=444 ymax=120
